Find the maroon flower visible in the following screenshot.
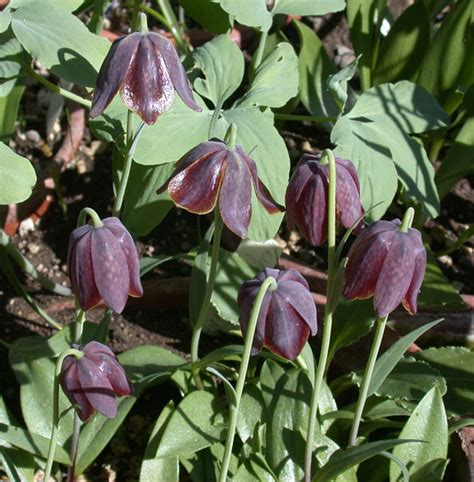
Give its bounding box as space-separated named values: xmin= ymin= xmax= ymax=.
xmin=286 ymin=153 xmax=364 ymax=246
xmin=343 ymin=219 xmax=426 ymax=317
xmin=68 ymin=217 xmax=143 ymax=313
xmin=60 ymin=341 xmax=132 ymax=422
xmin=157 ymin=140 xmax=283 ymax=238
xmin=90 ymin=31 xmax=201 ymax=124
xmin=238 ymin=268 xmax=317 ymax=360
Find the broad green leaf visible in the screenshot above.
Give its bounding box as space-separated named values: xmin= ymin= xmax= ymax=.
xmin=295 ymin=20 xmax=339 ymax=126
xmin=417 ymin=0 xmax=473 ymax=106
xmin=0 ymin=423 xmax=70 ymax=465
xmin=0 ymin=447 xmax=35 ymax=482
xmin=0 ymin=81 xmax=24 ymax=142
xmin=179 ymin=0 xmax=231 ymax=34
xmin=366 ymin=318 xmax=443 ymax=397
xmin=236 ymin=238 xmax=282 ymax=270
xmin=193 ymin=35 xmax=244 ymax=106
xmin=327 ymin=55 xmax=359 ymax=112
xmin=0 ymin=10 xmax=12 ymax=33
xmin=261 ymin=360 xmax=312 ymax=481
xmin=418 ymin=247 xmax=465 ymax=309
xmin=346 ymin=0 xmax=377 ymax=90
xmin=211 ymin=249 xmax=256 ymax=325
xmin=221 ymin=107 xmax=288 ymax=241
xmin=328 ymin=299 xmax=374 ymax=365
xmin=364 ymin=397 xmax=412 ymax=420
xmin=88 ymin=95 xmax=127 ymax=147
xmin=219 ymin=0 xmax=272 ymax=31
xmin=11 ymin=4 xmax=109 ymax=86
xmin=0 ymin=142 xmax=36 ymax=204
xmin=415 ymin=347 xmax=474 ymax=417
xmin=10 ymin=0 xmax=83 ymax=9
xmin=373 ymin=1 xmax=431 ymax=85
xmin=238 ymin=42 xmax=298 ymax=108
xmin=0 ymin=31 xmax=22 ymax=97
xmin=134 ymin=95 xmax=214 ymax=165
xmin=272 ymin=0 xmax=345 ymax=16
xmin=390 ymin=387 xmax=448 ymax=482
xmin=122 ymin=161 xmax=174 ymax=236
xmin=237 ymin=383 xmax=266 ymax=443
xmin=76 ymin=345 xmax=185 ymax=474
xmin=332 ymin=81 xmax=448 ymax=219
xmin=313 ymin=439 xmax=418 ymax=482
xmin=140 ymin=401 xmax=179 ymax=482
xmin=155 ymin=390 xmax=226 ymax=458
xmin=367 ymin=358 xmax=447 ymax=402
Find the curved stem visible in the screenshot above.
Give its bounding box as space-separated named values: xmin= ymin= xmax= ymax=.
xmin=77 ymin=207 xmax=103 ymax=228
xmin=348 ymin=315 xmax=388 ymax=446
xmin=28 ymin=68 xmax=91 ymax=109
xmin=399 ymin=207 xmax=414 ymax=233
xmin=112 ymin=117 xmax=146 ymax=217
xmin=43 ymin=348 xmax=83 ymax=482
xmin=218 ymin=276 xmax=277 ymax=482
xmin=304 ymin=149 xmax=337 ymax=482
xmin=274 ymin=113 xmax=338 ymax=123
xmin=190 ymin=210 xmax=224 ymax=389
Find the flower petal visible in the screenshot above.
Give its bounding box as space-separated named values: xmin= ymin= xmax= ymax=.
xmin=121 ymin=36 xmax=174 ymax=124
xmin=285 ymin=161 xmax=316 ymax=229
xmin=335 ymin=159 xmax=364 ymax=229
xmin=91 ymin=228 xmax=130 ymax=313
xmin=102 ymin=218 xmax=143 ymax=298
xmin=148 ymin=32 xmax=201 ymax=112
xmin=219 ymin=151 xmax=252 ymax=238
xmin=90 ymin=34 xmax=141 ymax=118
xmin=168 ymin=150 xmax=226 ymax=214
xmin=374 ymin=232 xmax=417 ymax=317
xmin=69 ymin=231 xmax=102 ymax=311
xmin=402 ymin=229 xmax=426 ymax=314
xmin=77 ymin=357 xmax=117 ymax=419
xmin=264 ymin=292 xmax=311 ymax=360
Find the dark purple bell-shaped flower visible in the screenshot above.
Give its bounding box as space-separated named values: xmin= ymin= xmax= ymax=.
xmin=286 ymin=153 xmax=364 ymax=246
xmin=238 ymin=268 xmax=317 ymax=360
xmin=344 ymin=219 xmax=426 ymax=317
xmin=68 ymin=217 xmax=143 ymax=313
xmin=90 ymin=17 xmax=201 ymax=124
xmin=60 ymin=341 xmax=132 ymax=422
xmin=157 ymin=138 xmax=283 ymax=239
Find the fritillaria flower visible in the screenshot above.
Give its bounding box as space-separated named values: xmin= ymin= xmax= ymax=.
xmin=286 ymin=153 xmax=364 ymax=246
xmin=68 ymin=217 xmax=143 ymax=313
xmin=238 ymin=268 xmax=317 ymax=360
xmin=157 ymin=139 xmax=283 ymax=239
xmin=60 ymin=341 xmax=132 ymax=421
xmin=344 ymin=219 xmax=426 ymax=317
xmin=90 ymin=23 xmax=201 ymax=124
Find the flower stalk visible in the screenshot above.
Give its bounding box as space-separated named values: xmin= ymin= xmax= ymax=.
xmin=219 ymin=276 xmax=278 ymax=482
xmin=304 ymin=149 xmax=338 ymax=482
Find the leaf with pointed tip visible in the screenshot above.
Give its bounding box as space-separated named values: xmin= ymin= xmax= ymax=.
xmin=272 ymin=0 xmax=345 ymax=16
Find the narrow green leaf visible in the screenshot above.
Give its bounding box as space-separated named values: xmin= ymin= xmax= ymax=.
xmin=367 ymin=318 xmax=443 ymax=397
xmin=178 ymin=0 xmax=231 ymax=34
xmin=0 ymin=81 xmax=24 ymax=143
xmin=373 ymin=2 xmax=430 ymax=85
xmin=390 ymin=387 xmax=448 ymax=482
xmin=0 ymin=30 xmax=22 ymax=96
xmin=272 ymin=0 xmax=345 ymax=16
xmin=10 ymin=0 xmax=83 ymax=9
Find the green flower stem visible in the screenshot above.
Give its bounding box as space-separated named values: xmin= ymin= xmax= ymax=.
xmin=304 ymin=148 xmax=337 ymax=482
xmin=399 ymin=207 xmax=415 ymax=233
xmin=0 ymin=229 xmax=71 ymax=297
xmin=43 ymin=348 xmax=83 ymax=482
xmin=27 ymin=68 xmax=91 ymax=109
xmin=252 ymin=29 xmax=268 ymax=73
xmin=348 ymin=315 xmax=388 ymax=446
xmin=190 ymin=210 xmax=224 ymax=389
xmin=219 ymin=276 xmax=278 ymax=482
xmin=138 ymin=11 xmax=148 ymax=34
xmin=77 ymin=207 xmax=103 ymax=228
xmin=274 ymin=113 xmax=338 ymax=123
xmin=112 ymin=115 xmax=146 ymax=217
xmin=134 ymin=3 xmax=171 ymax=31
xmin=157 ymin=0 xmax=189 ymax=53
xmin=224 ymin=123 xmax=237 ymax=150
xmin=88 ymin=0 xmax=108 ymax=34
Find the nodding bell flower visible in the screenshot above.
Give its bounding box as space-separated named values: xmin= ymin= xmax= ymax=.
xmin=68 ymin=216 xmax=143 ymax=313
xmin=157 ymin=131 xmax=283 ymax=239
xmin=90 ymin=14 xmax=201 ymax=124
xmin=286 ymin=153 xmax=364 ymax=246
xmin=60 ymin=341 xmax=132 ymax=422
xmin=238 ymin=268 xmax=317 ymax=360
xmin=343 ymin=216 xmax=426 ymax=318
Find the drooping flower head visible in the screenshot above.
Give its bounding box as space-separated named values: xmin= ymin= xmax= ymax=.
xmin=157 ymin=127 xmax=283 ymax=238
xmin=286 ymin=153 xmax=364 ymax=246
xmin=90 ymin=14 xmax=201 ymax=124
xmin=68 ymin=216 xmax=143 ymax=313
xmin=60 ymin=341 xmax=132 ymax=422
xmin=344 ymin=212 xmax=426 ymax=318
xmin=238 ymin=268 xmax=317 ymax=360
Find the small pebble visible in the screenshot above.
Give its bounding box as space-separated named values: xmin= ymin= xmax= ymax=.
xmin=438 ymin=255 xmax=453 ymax=268
xmin=25 ymin=129 xmax=41 ymax=143
xmin=27 ymin=242 xmax=40 ymax=254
